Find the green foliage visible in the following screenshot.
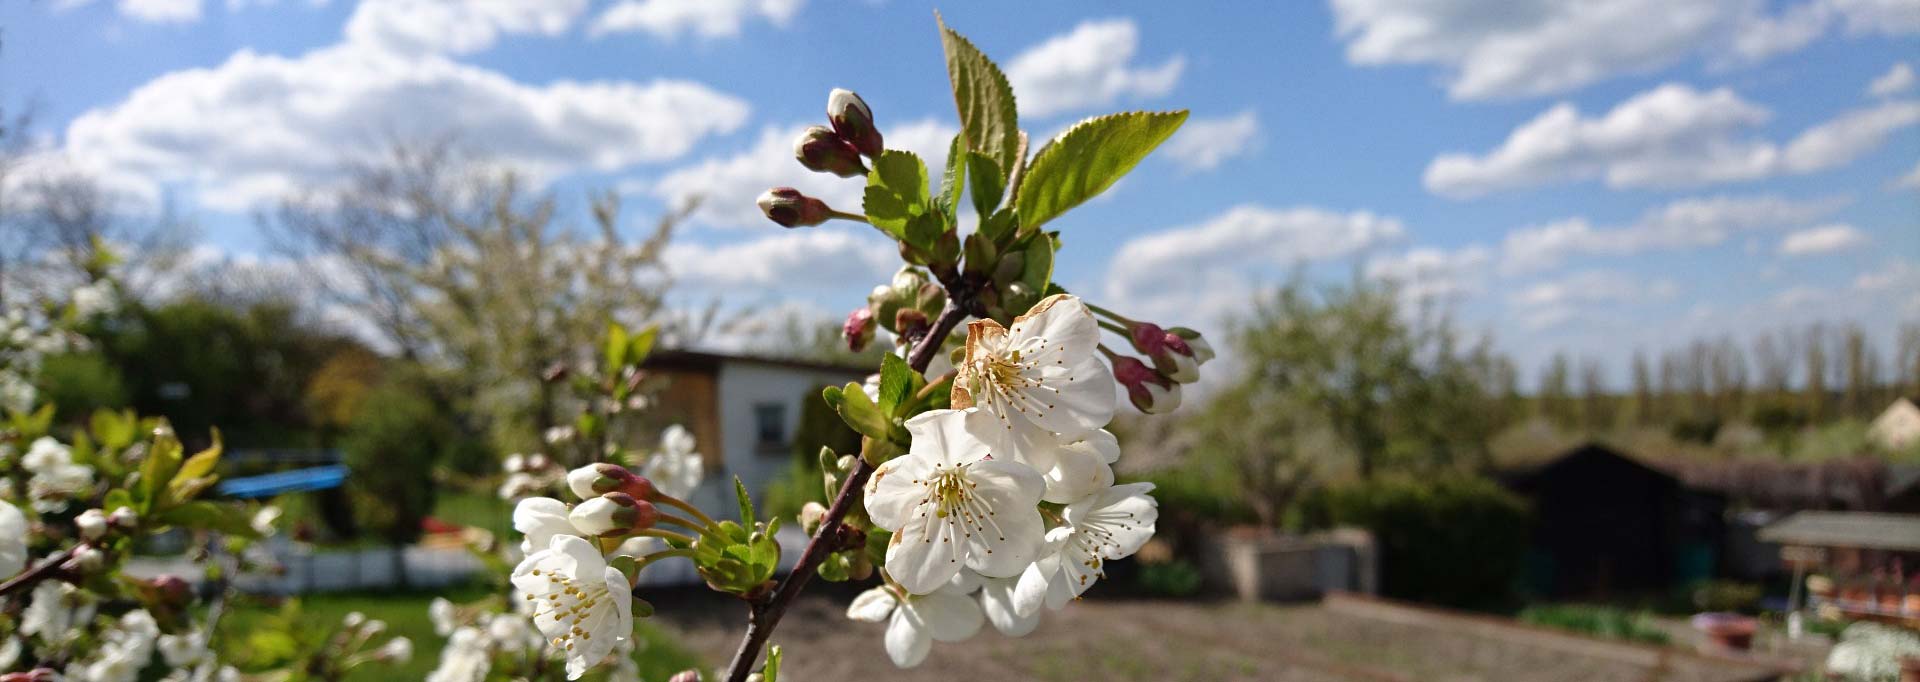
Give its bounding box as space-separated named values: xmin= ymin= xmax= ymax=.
xmin=691 ymin=514 xmax=782 ymax=597
xmin=34 ymin=351 xmax=128 ymax=418
xmin=1133 ymin=464 xmax=1257 ymax=528
xmin=1299 ymin=475 xmax=1531 ymax=609
xmin=1688 ymin=579 xmax=1763 ymax=613
xmin=761 ymin=456 xmax=828 ymax=528
xmin=341 ymin=377 xmax=463 ymax=545
xmin=1015 ymin=111 xmax=1187 ymax=233
xmin=1517 ymin=604 xmax=1671 ymax=645
xmin=1134 ymin=560 xmax=1204 ymax=598
xmin=939 ymin=15 xmax=1021 ymax=183
xmin=862 ymin=150 xmax=939 ymax=249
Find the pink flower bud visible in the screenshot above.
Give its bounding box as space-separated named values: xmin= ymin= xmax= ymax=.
xmin=1 ymin=668 xmax=62 ymax=682
xmin=150 ymin=574 xmax=193 ymax=607
xmin=1168 ymin=326 xmax=1214 ymax=364
xmin=757 ymin=187 xmax=833 ymax=228
xmin=1112 ymin=356 xmax=1182 ymax=414
xmin=75 ymin=508 xmax=108 ymax=540
xmin=1126 ymin=321 xmax=1167 ymax=356
xmin=794 ymin=125 xmax=868 ymax=177
xmin=568 ymin=493 xmax=658 ymax=537
xmin=668 ymin=671 xmax=703 ymax=682
xmin=844 ymin=307 xmax=876 ymax=352
xmin=567 ymin=463 xmax=658 ymax=502
xmin=1154 ymin=331 xmax=1201 ymax=383
xmin=827 ymin=88 xmax=884 ymax=158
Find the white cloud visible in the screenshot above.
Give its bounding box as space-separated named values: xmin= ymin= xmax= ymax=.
xmin=1104 ymin=205 xmax=1403 ymax=323
xmin=56 ymin=44 xmax=749 ymax=212
xmin=1161 ymin=110 xmax=1259 ymax=172
xmin=1511 ymin=269 xmax=1678 ymax=308
xmin=643 ymin=118 xmax=955 ymax=229
xmin=119 ymin=0 xmax=202 ymax=22
xmin=1855 ymin=257 xmax=1919 ymax=292
xmin=1424 ymin=83 xmax=1920 ymax=197
xmin=1006 ymin=18 xmax=1185 ymax=119
xmin=665 ymin=230 xmax=895 ymax=292
xmin=1500 ymin=194 xmax=1844 ymax=273
xmin=1893 ymin=160 xmax=1920 ymax=191
xmin=1778 ymin=223 xmax=1868 ymax=255
xmin=1869 ymin=62 xmax=1916 ymax=97
xmin=590 ymin=0 xmax=802 ymax=40
xmin=1329 ymin=0 xmax=1920 ymax=100
xmin=344 ymin=0 xmax=589 ymax=55
xmin=1364 ymin=245 xmax=1492 ymax=303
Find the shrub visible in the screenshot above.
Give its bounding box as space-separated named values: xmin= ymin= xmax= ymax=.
xmin=1518 ymin=604 xmax=1670 ymax=645
xmin=35 ymin=351 xmax=129 ymax=420
xmin=1135 ymin=559 xmax=1204 ymax=598
xmin=341 ymin=377 xmax=464 ymax=559
xmin=1298 ymin=475 xmax=1531 ymax=609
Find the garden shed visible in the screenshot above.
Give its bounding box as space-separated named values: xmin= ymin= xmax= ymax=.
xmin=1501 ymin=444 xmax=1726 ymax=598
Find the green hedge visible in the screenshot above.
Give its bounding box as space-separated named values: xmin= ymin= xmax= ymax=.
xmin=1299 ymin=475 xmax=1530 ymax=609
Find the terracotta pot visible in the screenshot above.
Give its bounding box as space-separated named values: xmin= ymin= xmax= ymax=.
xmin=1690 ymin=612 xmax=1758 ymax=651
xmin=1899 ymin=656 xmax=1920 ymax=682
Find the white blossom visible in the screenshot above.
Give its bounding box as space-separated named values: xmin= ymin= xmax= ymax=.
xmin=955 ymin=294 xmax=1115 ymax=440
xmin=425 ymin=626 xmax=492 ymax=682
xmin=865 ymin=409 xmax=1045 ymax=595
xmin=512 ymin=496 xmax=581 ymax=555
xmin=23 ymin=580 xmax=95 ymax=642
xmin=0 ymin=501 xmax=26 ymax=578
xmin=845 ymin=585 xmax=984 ymax=668
xmin=1015 ymin=482 xmax=1158 ymax=614
xmin=428 ymin=598 xmax=459 ymax=637
xmin=641 ymin=425 xmax=703 ymax=499
xmin=510 ymin=534 xmax=634 ymax=679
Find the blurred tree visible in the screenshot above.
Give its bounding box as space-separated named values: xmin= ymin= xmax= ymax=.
xmin=1538 ymin=353 xmax=1573 ymax=429
xmin=268 ymin=141 xmax=691 ymax=454
xmin=1804 ymin=324 xmax=1829 ymax=421
xmin=341 ymin=373 xmax=467 ymax=586
xmin=1579 ymin=358 xmax=1611 ymax=433
xmin=1185 ymin=381 xmax=1316 ymax=526
xmin=1629 ymin=351 xmax=1654 ymax=426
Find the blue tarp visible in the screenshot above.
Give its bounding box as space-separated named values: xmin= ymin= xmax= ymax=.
xmin=216 ymin=465 xmax=349 ymax=499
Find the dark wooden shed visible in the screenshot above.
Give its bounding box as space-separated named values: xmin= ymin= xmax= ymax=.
xmin=1500 ymin=443 xmax=1727 ymax=598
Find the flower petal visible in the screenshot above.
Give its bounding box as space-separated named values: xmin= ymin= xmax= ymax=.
xmin=863 ymin=455 xmax=933 ymax=532
xmin=886 ymin=511 xmax=966 ymax=595
xmin=1040 ymin=439 xmax=1115 ymax=505
xmin=884 ymin=607 xmax=932 ymax=668
xmin=980 ymin=577 xmax=1039 ymax=637
xmin=1067 ymin=482 xmax=1159 ymax=559
xmin=1012 ymin=560 xmax=1052 ymax=617
xmin=904 ymin=409 xmax=993 ymax=466
xmin=847 ymin=587 xmax=897 ymax=623
xmin=913 ymin=588 xmax=985 ymax=642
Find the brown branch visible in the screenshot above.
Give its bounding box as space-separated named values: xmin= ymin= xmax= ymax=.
xmin=720 ymin=300 xmax=970 ymax=682
xmin=0 ymin=546 xmax=75 ymax=599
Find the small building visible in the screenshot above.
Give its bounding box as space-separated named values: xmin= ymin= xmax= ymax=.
xmin=641 ymin=349 xmax=869 ymax=513
xmin=1759 ymin=511 xmax=1920 ymax=627
xmin=1869 ymin=397 xmax=1920 ymax=452
xmin=1500 ymin=443 xmax=1727 ymax=598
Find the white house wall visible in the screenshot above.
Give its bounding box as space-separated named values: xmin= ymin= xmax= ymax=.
xmin=681 ymin=360 xmax=867 ymax=518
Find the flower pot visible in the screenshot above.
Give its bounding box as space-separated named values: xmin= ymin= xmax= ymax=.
xmin=1900 ymin=655 xmax=1920 ymax=682
xmin=1690 ymin=612 xmax=1758 ymax=652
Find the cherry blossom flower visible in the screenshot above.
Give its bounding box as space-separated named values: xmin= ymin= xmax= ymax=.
xmin=845 ymin=585 xmax=984 ymax=668
xmin=0 ymin=501 xmax=26 ymax=578
xmin=1015 ymin=483 xmax=1159 ymax=614
xmin=511 ymin=535 xmax=633 ymax=679
xmin=865 ymin=409 xmax=1045 ymax=595
xmin=954 ymin=295 xmax=1115 ymax=439
xmin=642 ymin=426 xmax=703 ymax=499
xmin=512 ymin=497 xmax=580 ymax=555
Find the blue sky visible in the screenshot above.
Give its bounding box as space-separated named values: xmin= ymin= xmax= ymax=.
xmin=3 ymin=0 xmax=1917 ymax=381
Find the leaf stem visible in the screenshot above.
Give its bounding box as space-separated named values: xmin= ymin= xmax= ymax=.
xmin=1084 ymin=301 xmax=1133 ymax=326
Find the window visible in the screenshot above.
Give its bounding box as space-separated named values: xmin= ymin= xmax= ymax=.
xmin=753 ymin=402 xmax=787 ymax=453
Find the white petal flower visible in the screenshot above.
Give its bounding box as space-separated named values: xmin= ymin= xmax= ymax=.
xmin=0 ymin=501 xmax=26 ymax=578
xmin=642 ymin=426 xmax=703 ymax=499
xmin=846 ymin=585 xmax=984 ymax=668
xmin=158 ymin=629 xmax=208 ymax=666
xmin=425 ymin=626 xmax=491 ymax=682
xmin=955 ymin=295 xmax=1115 ymax=438
xmin=1014 ymin=483 xmax=1158 ymax=614
xmin=22 ymin=437 xmax=71 ymax=473
xmin=428 ymin=598 xmax=458 ymax=637
xmin=978 ymin=574 xmax=1039 ymax=637
xmin=1033 ymin=429 xmax=1119 ymax=505
xmin=866 ymin=409 xmax=1045 ymax=595
xmin=0 ymin=637 xmax=19 ymax=671
xmin=510 ymin=535 xmax=633 ymax=680
xmin=512 ymin=497 xmax=581 ymax=555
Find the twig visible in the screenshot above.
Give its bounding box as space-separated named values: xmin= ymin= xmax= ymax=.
xmin=0 ymin=546 xmax=75 ymax=599
xmin=720 ymin=300 xmax=970 ymax=682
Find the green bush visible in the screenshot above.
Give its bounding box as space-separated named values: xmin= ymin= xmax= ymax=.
xmin=1299 ymin=475 xmax=1530 ymax=609
xmin=1518 ymin=604 xmax=1670 ymax=645
xmin=1135 ymin=560 xmax=1205 ymax=598
xmin=341 ymin=377 xmax=465 ymax=551
xmin=1134 ymin=465 xmax=1258 ymax=528
xmin=35 ymin=351 xmax=129 ymax=420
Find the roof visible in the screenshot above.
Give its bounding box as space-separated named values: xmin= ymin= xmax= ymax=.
xmin=1498 ymin=442 xmax=1681 ymax=487
xmin=216 ymin=465 xmax=350 ymax=498
xmin=643 ymin=348 xmax=873 ymax=376
xmin=1758 ymin=511 xmax=1920 ymax=551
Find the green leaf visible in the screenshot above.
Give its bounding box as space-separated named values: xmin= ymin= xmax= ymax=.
xmin=141 ymin=434 xmax=185 ymax=512
xmin=862 ymin=151 xmax=931 ymax=241
xmin=103 ymin=489 xmax=133 ymax=515
xmin=627 ymin=325 xmax=658 ymax=365
xmin=734 ymin=476 xmax=755 ymax=524
xmin=604 ymin=322 xmax=630 ymax=369
xmin=979 ymin=206 xmax=1018 ymax=244
xmin=765 ymin=645 xmax=783 ymax=682
xmin=939 ymin=16 xmax=1021 ymax=185
xmin=91 ymin=409 xmax=136 ymax=451
xmin=1021 ymin=233 xmax=1056 ymax=295
xmin=966 ymin=152 xmax=1005 ymax=218
xmin=830 ymin=382 xmax=892 ymax=441
xmin=903 ymin=212 xmax=945 ymax=253
xmin=174 ymin=430 xmax=223 ymax=483
xmin=158 ymin=501 xmax=260 ymax=538
xmin=1015 ymin=111 xmax=1188 ymax=233
xmin=939 ymin=134 xmax=967 ymax=223
xmin=878 ymin=353 xmax=913 ymax=417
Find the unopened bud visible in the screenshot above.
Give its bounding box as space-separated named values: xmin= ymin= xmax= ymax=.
xmin=1168 ymin=326 xmax=1214 ymax=364
xmin=567 ymin=463 xmax=657 ymax=502
xmin=794 ymin=125 xmax=867 ymax=177
xmin=668 ymin=671 xmax=703 ymax=682
xmin=1 ymin=668 xmax=62 ymax=682
xmin=65 ymin=545 xmax=105 ymax=573
xmin=757 ymin=187 xmax=832 ymax=228
xmin=894 ymin=308 xmax=929 ymax=342
xmin=75 ymin=508 xmax=108 ymax=540
xmin=377 ymin=637 xmax=413 ymax=664
xmin=569 ymin=493 xmax=657 ymax=537
xmin=1156 ymin=331 xmax=1201 ymax=383
xmin=107 ymin=506 xmax=138 ymax=529
xmin=1126 ymin=321 xmax=1166 ymax=356
xmin=828 ymin=88 xmax=885 ymax=158
xmin=798 ymin=501 xmax=829 ymax=535
xmin=1112 ymin=356 xmax=1182 ymax=414
xmin=151 ymin=574 xmax=193 ymax=607
xmin=844 ymin=307 xmax=876 ymax=352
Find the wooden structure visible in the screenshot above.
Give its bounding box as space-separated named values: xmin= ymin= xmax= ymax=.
xmin=1761 ymin=511 xmax=1920 ymax=627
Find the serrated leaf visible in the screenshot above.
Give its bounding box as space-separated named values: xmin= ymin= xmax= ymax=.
xmin=1021 ymin=233 xmax=1056 ymax=295
xmin=878 ymin=353 xmax=913 ymax=417
xmin=91 ymin=409 xmax=135 ymax=451
xmin=1015 ymin=111 xmax=1188 ymax=233
xmin=627 ymin=325 xmax=658 ymax=365
xmin=903 ymin=212 xmax=945 ymax=253
xmin=735 ymin=476 xmax=755 ymax=524
xmin=831 ymin=382 xmax=892 ymax=441
xmin=862 ymin=150 xmax=931 ymax=241
xmin=966 ymin=152 xmax=1005 ymax=218
xmin=939 ymin=134 xmax=966 ymax=223
xmin=980 ymin=206 xmax=1018 ymax=244
xmin=604 ymin=322 xmax=629 ymax=370
xmin=141 ymin=435 xmax=185 ymax=512
xmin=939 ymin=16 xmax=1021 ymax=185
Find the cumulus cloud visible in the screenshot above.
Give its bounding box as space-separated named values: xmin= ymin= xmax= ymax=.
xmin=1161 ymin=111 xmax=1259 ymax=172
xmin=1893 ymin=160 xmax=1920 ymax=191
xmin=1329 ymin=0 xmax=1920 ymax=100
xmin=55 ymin=43 xmax=749 ymax=212
xmin=1869 ymin=62 xmax=1916 ymax=97
xmin=1778 ymin=224 xmax=1868 ymax=255
xmin=665 ymin=230 xmax=896 ymax=295
xmin=53 ymin=0 xmax=204 ymax=23
xmin=1365 ymin=245 xmax=1493 ymax=303
xmin=590 ymin=0 xmax=802 ymax=40
xmin=1499 ymin=194 xmax=1845 ymax=273
xmin=1104 ymin=204 xmax=1404 ymax=323
xmin=1506 ymin=269 xmax=1679 ymax=331
xmin=344 ymin=0 xmax=589 ymax=55
xmin=1424 ymin=83 xmax=1920 ymax=197
xmin=1006 ymin=18 xmax=1184 ymax=119
xmin=642 ymin=118 xmax=956 ymax=229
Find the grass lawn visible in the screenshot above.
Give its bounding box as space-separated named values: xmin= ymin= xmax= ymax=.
xmin=218 ymin=583 xmax=709 ymax=681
